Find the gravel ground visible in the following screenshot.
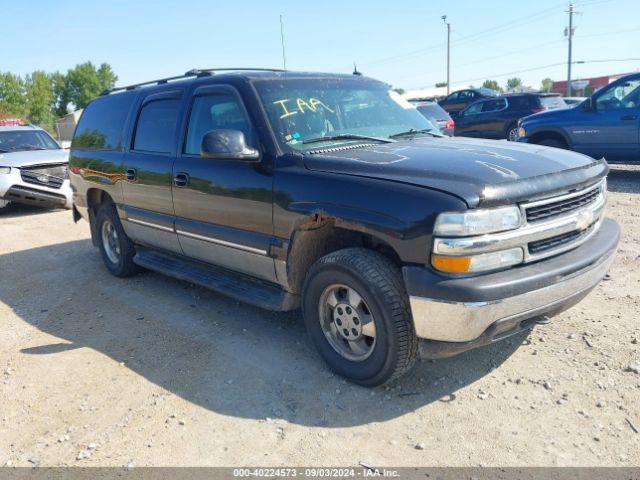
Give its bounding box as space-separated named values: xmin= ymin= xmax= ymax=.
xmin=0 ymin=164 xmax=638 ymax=467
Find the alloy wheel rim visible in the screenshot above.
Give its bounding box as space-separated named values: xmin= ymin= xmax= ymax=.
xmin=101 ymin=220 xmax=121 ymax=264
xmin=318 ymin=283 xmax=377 ymax=362
xmin=508 ymin=128 xmax=519 ymax=141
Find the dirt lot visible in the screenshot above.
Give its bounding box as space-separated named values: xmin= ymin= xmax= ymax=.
xmin=0 ymin=165 xmax=639 ymax=467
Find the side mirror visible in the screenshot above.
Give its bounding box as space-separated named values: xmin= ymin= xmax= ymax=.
xmin=584 ymin=97 xmax=595 ymax=111
xmin=200 ymin=130 xmax=260 ymax=161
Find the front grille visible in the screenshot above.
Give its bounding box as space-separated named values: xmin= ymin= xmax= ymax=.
xmin=20 ymin=164 xmax=68 ymax=190
xmin=525 ymin=185 xmax=600 ymax=223
xmin=528 ymin=227 xmax=591 ymax=254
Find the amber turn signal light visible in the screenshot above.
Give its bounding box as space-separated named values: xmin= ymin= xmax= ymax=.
xmin=431 ymin=255 xmax=471 ymax=273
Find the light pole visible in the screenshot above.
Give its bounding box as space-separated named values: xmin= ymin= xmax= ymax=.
xmin=442 ymin=15 xmax=451 ymax=95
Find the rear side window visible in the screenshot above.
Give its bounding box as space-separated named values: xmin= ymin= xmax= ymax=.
xmin=72 ymin=93 xmax=135 ymax=150
xmin=509 ymin=96 xmax=536 ymax=110
xmin=540 ymin=96 xmax=567 ymax=109
xmin=133 ymin=99 xmax=181 ymax=154
xmin=184 ymin=93 xmax=253 ymax=155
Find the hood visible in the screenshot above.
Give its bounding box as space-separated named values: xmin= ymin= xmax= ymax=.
xmin=0 ymin=148 xmax=69 ymax=168
xmin=303 ymin=137 xmax=607 ymax=208
xmin=522 ymin=105 xmax=576 ymax=123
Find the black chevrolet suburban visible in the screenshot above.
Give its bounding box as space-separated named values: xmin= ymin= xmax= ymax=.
xmin=69 ymin=69 xmax=619 ymax=386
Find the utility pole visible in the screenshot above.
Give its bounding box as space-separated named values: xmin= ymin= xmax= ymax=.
xmin=442 ymin=15 xmax=451 ymax=94
xmin=565 ymin=4 xmax=576 ymax=96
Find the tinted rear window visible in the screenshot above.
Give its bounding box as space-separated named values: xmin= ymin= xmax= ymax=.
xmin=133 ymin=98 xmax=181 ymax=154
xmin=508 ymin=96 xmax=537 ymax=110
xmin=540 ymin=96 xmax=567 ymax=109
xmin=416 ymin=104 xmax=449 ymax=121
xmin=72 ymin=93 xmax=135 ymax=150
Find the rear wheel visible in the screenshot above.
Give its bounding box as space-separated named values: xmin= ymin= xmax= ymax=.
xmin=302 ymin=248 xmax=418 ymax=386
xmin=506 ymin=124 xmax=519 ymax=141
xmin=95 ymin=202 xmax=140 ymax=277
xmin=537 ymin=138 xmax=567 ymax=149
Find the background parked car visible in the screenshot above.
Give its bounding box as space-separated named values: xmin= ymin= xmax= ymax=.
xmin=563 ymin=96 xmax=587 ymax=106
xmin=438 ymin=87 xmax=498 ymax=118
xmin=518 ymin=72 xmax=640 ymax=161
xmin=455 ymin=93 xmax=567 ymax=141
xmin=412 ymin=101 xmax=455 ymax=136
xmin=0 ymin=123 xmax=72 ymax=210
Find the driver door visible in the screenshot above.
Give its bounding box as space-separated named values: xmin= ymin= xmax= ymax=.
xmin=577 ymin=77 xmax=640 ymax=160
xmin=171 ymin=84 xmax=277 ymax=282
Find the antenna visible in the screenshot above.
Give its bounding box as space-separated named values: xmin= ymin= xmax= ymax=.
xmin=279 ymin=15 xmax=287 ymax=71
xmin=353 ymin=62 xmax=362 ymax=76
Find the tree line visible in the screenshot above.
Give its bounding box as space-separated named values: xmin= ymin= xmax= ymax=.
xmin=481 ymin=77 xmax=554 ymax=93
xmin=0 ymin=61 xmax=117 ymax=130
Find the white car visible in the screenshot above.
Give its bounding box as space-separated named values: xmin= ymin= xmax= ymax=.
xmin=0 ymin=124 xmax=72 ymax=210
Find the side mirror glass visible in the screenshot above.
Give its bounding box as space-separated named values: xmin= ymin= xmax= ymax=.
xmin=200 ymin=130 xmax=260 ymax=161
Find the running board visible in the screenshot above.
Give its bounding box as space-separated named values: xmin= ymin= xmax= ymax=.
xmin=133 ymin=249 xmax=300 ymax=311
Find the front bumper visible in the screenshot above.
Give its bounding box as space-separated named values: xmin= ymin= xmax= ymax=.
xmin=404 ymin=218 xmax=619 ymax=344
xmin=0 ymin=167 xmax=72 ymax=209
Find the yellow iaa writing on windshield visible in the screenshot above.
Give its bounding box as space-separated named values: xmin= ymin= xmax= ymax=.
xmin=273 ymin=98 xmax=335 ymax=119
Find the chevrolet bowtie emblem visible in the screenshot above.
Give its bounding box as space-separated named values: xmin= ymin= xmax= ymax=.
xmin=576 ymin=209 xmax=594 ymax=230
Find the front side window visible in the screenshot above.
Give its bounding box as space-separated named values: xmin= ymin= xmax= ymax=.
xmin=596 ymin=78 xmax=640 ymax=111
xmin=0 ymin=130 xmax=60 ymax=153
xmin=254 ymin=78 xmax=436 ymax=151
xmin=133 ymin=98 xmax=181 ymax=154
xmin=184 ymin=93 xmax=253 ymax=155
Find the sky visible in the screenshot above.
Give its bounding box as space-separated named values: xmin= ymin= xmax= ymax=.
xmin=3 ymin=0 xmax=639 ymax=92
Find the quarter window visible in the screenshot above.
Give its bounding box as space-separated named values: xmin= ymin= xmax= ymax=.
xmin=184 ymin=93 xmax=253 ymax=155
xmin=73 ymin=92 xmax=135 ymax=151
xmin=133 ymin=98 xmax=181 ymax=154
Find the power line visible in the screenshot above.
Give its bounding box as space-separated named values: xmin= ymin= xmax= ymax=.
xmin=352 ymin=2 xmax=567 ymax=69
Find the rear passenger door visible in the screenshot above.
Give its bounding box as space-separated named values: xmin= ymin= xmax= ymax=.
xmin=120 ymin=90 xmax=184 ymax=253
xmin=171 ymin=84 xmax=277 ymax=282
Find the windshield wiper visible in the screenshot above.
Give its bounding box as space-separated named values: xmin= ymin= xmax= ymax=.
xmin=389 ymin=128 xmax=443 ymax=139
xmin=302 ymin=134 xmax=395 ymax=145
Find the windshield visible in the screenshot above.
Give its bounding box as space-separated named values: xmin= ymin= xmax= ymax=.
xmin=0 ymin=130 xmax=60 ymax=153
xmin=254 ymin=78 xmax=437 ymax=150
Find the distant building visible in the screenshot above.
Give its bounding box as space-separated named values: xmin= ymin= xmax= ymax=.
xmin=552 ymin=73 xmax=630 ymax=96
xmin=54 ymin=110 xmax=83 ymax=142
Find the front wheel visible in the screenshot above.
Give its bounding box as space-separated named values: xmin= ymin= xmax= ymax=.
xmin=506 ymin=124 xmax=519 ymax=141
xmin=302 ymin=248 xmax=418 ymax=386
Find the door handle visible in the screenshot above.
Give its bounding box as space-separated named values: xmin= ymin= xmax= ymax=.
xmin=173 ymin=172 xmax=189 ymax=188
xmin=125 ymin=168 xmax=137 ymax=181
xmin=621 ymin=114 xmax=637 ymax=121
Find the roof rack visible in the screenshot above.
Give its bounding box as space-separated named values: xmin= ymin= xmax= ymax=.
xmin=99 ymin=68 xmax=287 ymax=96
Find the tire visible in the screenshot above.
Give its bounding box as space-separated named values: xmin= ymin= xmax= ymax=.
xmin=95 ymin=202 xmax=140 ymax=277
xmin=302 ymin=248 xmax=418 ymax=386
xmin=505 ymin=123 xmax=519 ymax=141
xmin=537 ymin=138 xmax=567 ymax=149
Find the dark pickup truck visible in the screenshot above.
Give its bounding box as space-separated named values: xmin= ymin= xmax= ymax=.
xmin=518 ymin=72 xmax=640 ymax=161
xmin=69 ymin=69 xmax=619 ymax=386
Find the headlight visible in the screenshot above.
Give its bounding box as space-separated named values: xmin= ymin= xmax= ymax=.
xmin=434 ymin=206 xmax=522 ymax=237
xmin=0 ymin=167 xmax=10 ymax=174
xmin=432 ymin=248 xmax=524 ymax=274
xmin=517 ymin=127 xmax=526 ymax=138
